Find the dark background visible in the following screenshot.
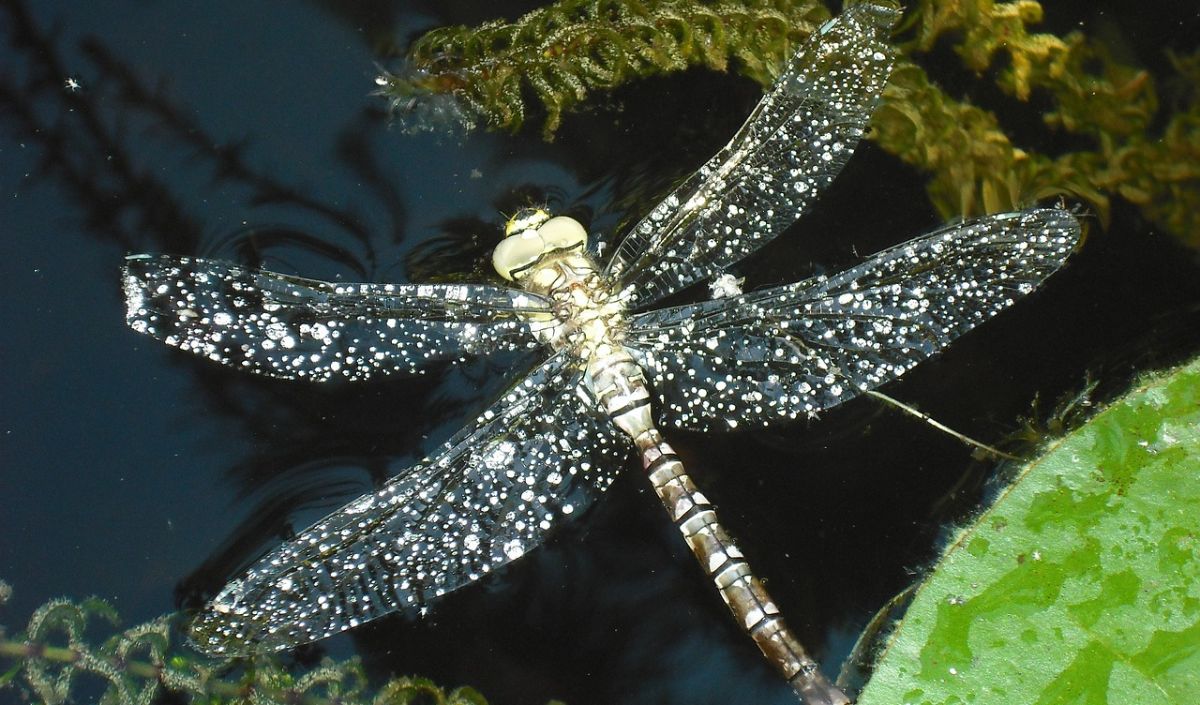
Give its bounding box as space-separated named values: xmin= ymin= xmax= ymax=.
xmin=2 ymin=1 xmax=1198 ymax=704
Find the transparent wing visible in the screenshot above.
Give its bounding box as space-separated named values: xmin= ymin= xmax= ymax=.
xmin=603 ymin=3 xmax=898 ymax=309
xmin=625 ymin=209 xmax=1081 ymax=432
xmin=190 ymin=352 xmax=631 ymax=655
xmin=122 ymin=254 xmax=557 ymax=380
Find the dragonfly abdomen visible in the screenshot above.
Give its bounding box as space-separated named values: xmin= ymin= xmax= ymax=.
xmin=634 ymin=428 xmax=849 ymax=705
xmin=584 ymin=343 xmax=850 ymax=703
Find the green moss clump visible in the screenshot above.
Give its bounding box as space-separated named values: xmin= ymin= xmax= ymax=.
xmin=878 ymin=0 xmax=1200 ymax=242
xmin=378 ymin=0 xmax=1200 ymax=247
xmin=379 ymin=0 xmax=830 ymax=138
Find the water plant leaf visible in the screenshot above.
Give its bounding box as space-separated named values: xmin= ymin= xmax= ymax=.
xmin=857 ymin=357 xmax=1200 ymax=704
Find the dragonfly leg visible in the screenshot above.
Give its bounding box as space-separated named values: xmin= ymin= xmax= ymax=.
xmin=634 ymin=428 xmax=849 ymax=705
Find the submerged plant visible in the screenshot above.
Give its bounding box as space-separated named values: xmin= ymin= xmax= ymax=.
xmin=0 ymin=584 xmax=495 ymax=705
xmin=378 ymin=0 xmax=1200 ymax=246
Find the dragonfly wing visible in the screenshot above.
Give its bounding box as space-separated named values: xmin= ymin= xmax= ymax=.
xmin=122 ymin=254 xmax=556 ymax=380
xmin=190 ymin=352 xmax=630 ymax=655
xmin=603 ymin=3 xmax=898 ymax=308
xmin=625 ymin=209 xmax=1082 ymax=432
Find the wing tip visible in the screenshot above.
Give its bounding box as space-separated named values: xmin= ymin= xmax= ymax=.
xmin=188 ymin=605 xmax=291 ymax=658
xmin=1018 ymin=206 xmax=1084 ymax=247
xmin=187 ymin=608 xmax=251 ymax=658
xmin=121 ymin=265 xmax=152 ymax=329
xmin=187 ymin=577 xmax=300 ymax=658
xmin=843 ymin=2 xmax=902 ymax=37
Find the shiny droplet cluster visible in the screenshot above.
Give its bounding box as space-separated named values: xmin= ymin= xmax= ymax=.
xmin=123 ymin=255 xmax=553 ymax=381
xmin=190 ymin=353 xmax=630 ymax=654
xmin=625 ymin=209 xmax=1080 ymax=432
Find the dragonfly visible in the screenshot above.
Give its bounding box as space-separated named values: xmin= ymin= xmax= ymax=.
xmin=121 ymin=4 xmax=1080 ymax=703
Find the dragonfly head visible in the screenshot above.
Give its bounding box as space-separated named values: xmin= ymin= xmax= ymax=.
xmin=493 ymin=208 xmax=589 ymax=281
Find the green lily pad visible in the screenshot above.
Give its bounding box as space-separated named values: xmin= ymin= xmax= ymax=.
xmin=857 ymin=358 xmax=1200 ymax=705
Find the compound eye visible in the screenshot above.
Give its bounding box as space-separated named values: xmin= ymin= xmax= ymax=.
xmin=504 ymin=208 xmax=551 ymax=237
xmin=492 ymin=229 xmax=546 ymax=281
xmin=537 ymin=216 xmax=588 ymax=252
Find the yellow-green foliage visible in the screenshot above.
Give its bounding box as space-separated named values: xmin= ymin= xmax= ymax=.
xmin=0 ymin=585 xmax=491 ymax=705
xmin=378 ymin=0 xmax=1200 ymax=247
xmin=881 ymin=0 xmax=1200 ymax=242
xmin=380 ymin=0 xmax=831 ymax=137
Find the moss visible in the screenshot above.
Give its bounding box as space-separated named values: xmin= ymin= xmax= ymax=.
xmin=378 ymin=0 xmax=831 ymax=138
xmin=880 ymin=0 xmax=1200 ymax=242
xmin=0 ymin=588 xmax=497 ymax=705
xmin=378 ymin=0 xmax=1200 ymax=247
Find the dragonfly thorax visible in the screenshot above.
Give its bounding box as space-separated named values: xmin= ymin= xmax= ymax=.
xmin=495 ymin=210 xmax=629 ymax=361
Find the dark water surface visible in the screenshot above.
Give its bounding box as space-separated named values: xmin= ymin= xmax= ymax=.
xmin=2 ymin=2 xmax=1199 ymax=704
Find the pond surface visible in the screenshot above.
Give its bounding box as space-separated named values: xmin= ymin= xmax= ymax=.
xmin=2 ymin=1 xmax=1198 ymax=704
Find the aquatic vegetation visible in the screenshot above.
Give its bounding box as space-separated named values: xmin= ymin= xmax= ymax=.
xmin=0 ymin=585 xmax=495 ymax=705
xmin=880 ymin=0 xmax=1200 ymax=240
xmin=377 ymin=0 xmax=1200 ymax=246
xmin=858 ymin=356 xmax=1200 ymax=703
xmin=377 ymin=0 xmax=831 ymax=137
